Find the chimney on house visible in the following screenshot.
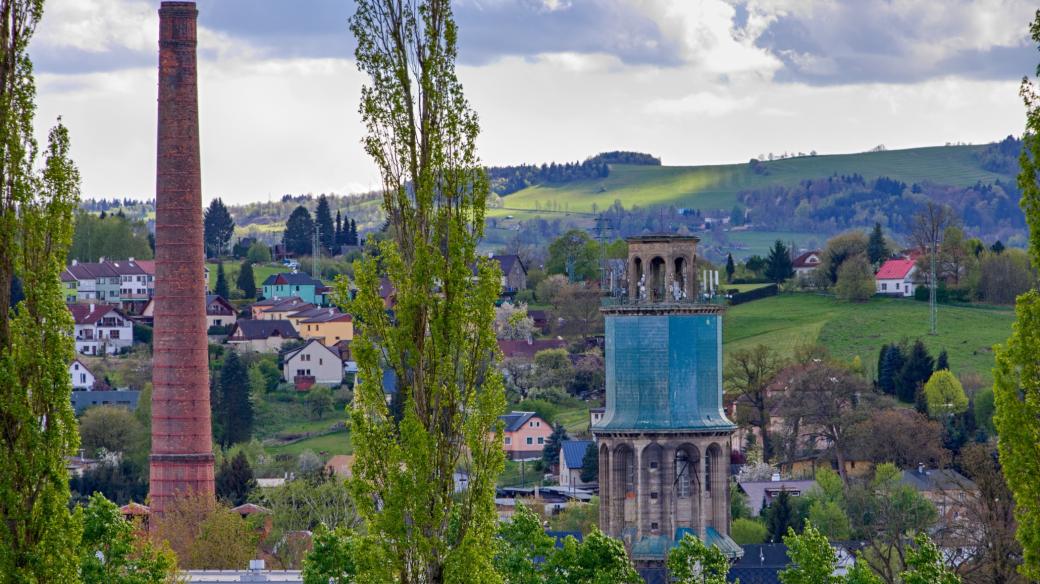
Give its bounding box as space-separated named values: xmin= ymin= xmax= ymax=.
xmin=149 ymin=0 xmax=214 ymax=517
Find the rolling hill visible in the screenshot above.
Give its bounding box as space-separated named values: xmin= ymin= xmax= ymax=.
xmin=489 ymin=144 xmax=1013 ymax=219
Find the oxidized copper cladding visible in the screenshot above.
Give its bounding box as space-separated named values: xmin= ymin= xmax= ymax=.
xmin=149 ymin=1 xmax=215 ymax=515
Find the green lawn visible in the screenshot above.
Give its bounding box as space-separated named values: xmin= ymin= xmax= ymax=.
xmin=490 ymin=144 xmax=1010 ymax=218
xmin=723 ymin=283 xmax=771 ymax=293
xmin=205 ymin=262 xmax=285 ymax=293
xmin=723 ymin=294 xmax=1014 ymax=382
xmin=266 ymin=429 xmax=352 ymax=457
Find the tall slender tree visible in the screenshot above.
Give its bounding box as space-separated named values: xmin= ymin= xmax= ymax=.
xmin=764 ymin=239 xmax=794 ymax=284
xmin=315 ymin=194 xmax=334 ymax=251
xmin=995 ymin=13 xmax=1040 ymax=579
xmin=214 ymin=261 xmax=230 ymax=299
xmin=867 ymin=221 xmax=889 ymax=265
xmin=337 ymin=1 xmax=507 ymax=581
xmin=0 ymin=91 xmax=84 ymax=584
xmin=203 ymin=197 xmax=235 ymax=258
xmin=335 ymin=210 xmax=343 ymax=247
xmin=237 ymin=260 xmax=255 ymax=299
xmin=725 ymin=253 xmax=735 ymax=283
xmin=214 ymin=351 xmax=253 ymax=447
xmin=348 ymin=218 xmax=358 ymax=246
xmin=283 ymin=205 xmax=314 ymax=256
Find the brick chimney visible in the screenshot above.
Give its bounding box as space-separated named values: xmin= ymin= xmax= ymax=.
xmin=149 ymin=1 xmax=214 ymax=515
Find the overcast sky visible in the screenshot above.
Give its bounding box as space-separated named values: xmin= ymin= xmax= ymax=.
xmin=34 ymin=0 xmax=1038 ymax=204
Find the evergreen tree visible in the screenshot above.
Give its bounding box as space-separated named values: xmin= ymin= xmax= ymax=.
xmin=764 ymin=240 xmax=794 ymax=284
xmin=348 ymin=219 xmax=358 ymax=245
xmin=991 ymin=240 xmax=1005 ymax=254
xmin=867 ymin=221 xmax=889 ymax=265
xmin=0 ymin=115 xmax=84 ymax=578
xmin=542 ymin=423 xmax=569 ymax=469
xmin=315 ymin=194 xmax=335 ymax=251
xmin=282 ymin=205 xmax=314 ymax=256
xmin=878 ymin=343 xmax=905 ymax=396
xmin=203 ymin=197 xmax=235 ymax=258
xmin=334 ymin=210 xmax=343 ymax=247
xmin=765 ymin=489 xmax=796 ymax=543
xmin=580 ymin=442 xmax=599 ymax=484
xmin=237 ymin=260 xmax=255 ymax=299
xmin=725 ymin=253 xmax=736 ymax=283
xmin=897 ymin=340 xmax=934 ymax=403
xmin=216 ymin=351 xmax=253 ymax=446
xmin=215 ymin=451 xmax=256 ymax=506
xmin=214 ymin=261 xmax=230 ymax=299
xmin=936 ymin=349 xmax=949 ymax=371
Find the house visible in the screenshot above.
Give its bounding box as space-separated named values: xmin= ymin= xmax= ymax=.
xmin=779 ymin=455 xmax=875 ymax=481
xmin=499 ymin=411 xmax=553 ymax=460
xmin=282 ymin=339 xmax=343 ymax=386
xmin=284 ymin=306 xmax=330 ymax=329
xmin=737 ymin=479 xmax=818 ymax=517
xmin=901 ymin=465 xmax=977 ymax=524
xmin=65 ymin=260 xmax=121 ymax=303
xmin=69 ymin=359 xmax=96 ymax=390
xmin=251 ymin=297 xmax=312 ymax=321
xmin=497 ymin=338 xmax=569 ymax=360
xmin=68 ymin=303 xmax=134 ymax=355
xmin=65 ymin=258 xmax=157 ymax=313
xmin=491 ymin=254 xmax=527 ymax=293
xmin=875 ymin=258 xmax=917 ymax=297
xmin=792 ymin=250 xmax=823 ymax=278
xmin=71 ymin=389 xmax=140 ymax=414
xmin=325 ymin=454 xmax=355 ymax=479
xmin=589 ymin=407 xmax=605 ymax=429
xmin=298 ymin=309 xmax=353 ymax=346
xmin=61 ymin=270 xmax=78 ymax=303
xmin=205 ymin=294 xmax=237 ymax=330
xmin=527 ymin=309 xmax=550 ymax=333
xmin=727 ymin=543 xmax=856 ymax=584
xmin=261 ymin=273 xmax=327 ymax=305
xmin=559 ymin=440 xmax=596 ymax=489
xmin=227 ymin=319 xmax=300 ymax=353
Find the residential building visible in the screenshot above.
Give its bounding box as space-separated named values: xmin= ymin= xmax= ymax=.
xmin=261 ymin=272 xmax=327 ymax=305
xmin=737 ymin=479 xmax=818 ymax=517
xmin=499 ymin=411 xmax=553 ymax=460
xmin=65 ymin=260 xmax=121 ymax=303
xmin=282 ymin=339 xmax=343 ymax=386
xmin=901 ymin=465 xmax=977 ymax=524
xmin=65 ymin=258 xmax=158 ymax=313
xmin=298 ymin=309 xmax=354 ymax=346
xmin=589 ymin=407 xmax=605 ymax=428
xmin=205 ymin=294 xmax=237 ymax=330
xmin=875 ymin=258 xmax=917 ymax=297
xmin=71 ymin=389 xmax=141 ymax=414
xmin=69 ymin=359 xmax=96 ymax=390
xmin=227 ymin=319 xmax=300 ymax=353
xmin=726 ymin=543 xmax=855 ymax=584
xmin=559 ymin=440 xmax=596 ymax=489
xmin=792 ymin=250 xmax=822 ymax=278
xmin=284 ymin=306 xmax=329 ymax=329
xmin=68 ymin=303 xmax=134 ymax=355
xmin=497 ymin=338 xmax=568 ymax=360
xmin=492 ymin=254 xmax=527 ymax=293
xmin=61 ymin=270 xmax=78 ymax=303
xmin=251 ymin=297 xmax=312 ymax=320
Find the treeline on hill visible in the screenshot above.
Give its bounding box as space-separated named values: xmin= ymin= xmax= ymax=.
xmin=975 ymin=135 xmax=1022 ymax=174
xmin=488 ymin=151 xmax=660 ymax=196
xmin=740 ymin=173 xmax=1025 ymax=242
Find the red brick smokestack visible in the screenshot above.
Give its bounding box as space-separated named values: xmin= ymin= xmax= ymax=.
xmin=149 ymin=0 xmax=214 ymax=515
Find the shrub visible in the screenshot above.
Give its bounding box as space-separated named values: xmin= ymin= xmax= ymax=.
xmin=731 ymin=518 xmax=768 ymax=544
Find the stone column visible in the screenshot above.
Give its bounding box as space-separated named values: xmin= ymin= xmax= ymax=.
xmin=660 ymin=444 xmax=674 ymax=538
xmin=599 ymin=444 xmax=610 ymax=534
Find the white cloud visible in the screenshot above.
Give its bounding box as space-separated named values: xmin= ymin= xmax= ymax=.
xmin=645 ymin=91 xmax=756 ymax=116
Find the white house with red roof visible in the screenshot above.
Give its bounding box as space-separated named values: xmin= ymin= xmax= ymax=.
xmin=792 ymin=250 xmax=823 ymax=278
xmin=69 ymin=359 xmax=96 ymax=390
xmin=875 ymin=258 xmax=917 ymax=297
xmin=68 ymin=303 xmax=134 ymax=355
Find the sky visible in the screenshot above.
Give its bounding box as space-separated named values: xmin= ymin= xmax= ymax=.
xmin=33 ymin=0 xmax=1039 ymax=204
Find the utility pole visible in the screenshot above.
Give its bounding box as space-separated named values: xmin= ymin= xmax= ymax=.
xmin=930 ymin=238 xmax=938 ymax=335
xmin=312 ymin=223 xmax=321 ymax=279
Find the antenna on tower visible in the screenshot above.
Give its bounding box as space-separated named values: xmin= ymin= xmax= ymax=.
xmin=594 ymin=214 xmax=614 ymax=293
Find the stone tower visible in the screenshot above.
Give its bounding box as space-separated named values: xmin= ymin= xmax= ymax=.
xmin=594 ymin=235 xmax=740 ymax=568
xmin=149 ymin=1 xmax=214 ymax=515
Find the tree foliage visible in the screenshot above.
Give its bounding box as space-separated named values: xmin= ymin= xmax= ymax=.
xmin=765 ymin=239 xmax=794 ymax=284
xmin=215 ymin=451 xmax=256 ymax=506
xmin=667 ymin=533 xmax=729 ymax=584
xmin=214 ymin=261 xmax=229 ymax=299
xmin=579 ymin=443 xmax=598 ymax=484
xmin=237 ymin=260 xmax=255 ymax=298
xmin=283 ymin=205 xmax=314 ymax=256
xmin=69 ymin=211 xmax=153 ymax=262
xmin=834 ymin=254 xmax=875 ymax=302
xmin=338 ymin=1 xmax=508 ymax=581
xmin=203 ymin=197 xmax=235 ymax=258
xmin=151 ymin=492 xmax=258 ymax=570
xmin=900 ymin=534 xmax=960 ymax=584
xmin=79 ymin=492 xmax=176 ymax=584
xmin=724 ymin=344 xmax=784 ymax=460
xmin=922 ymin=369 xmax=968 ymax=418
xmin=315 ymin=194 xmax=334 ymax=251
xmin=867 ymin=222 xmax=889 ymax=265
xmin=213 ymin=351 xmax=253 ymax=447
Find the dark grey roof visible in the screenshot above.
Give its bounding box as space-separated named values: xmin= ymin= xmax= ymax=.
xmin=493 ymin=254 xmax=526 ymax=275
xmin=231 ymin=319 xmax=300 ymax=341
xmin=561 ymin=440 xmax=594 ymax=469
xmin=738 ymin=480 xmax=817 ymax=516
xmin=71 ymin=390 xmax=140 ymax=414
xmin=901 ymin=467 xmax=976 ymax=492
xmin=499 ymin=411 xmax=537 ymax=432
xmin=262 ymin=272 xmax=323 ymax=287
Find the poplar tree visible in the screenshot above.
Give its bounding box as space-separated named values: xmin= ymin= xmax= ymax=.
xmin=214 ymin=261 xmax=229 ymax=298
xmin=340 ymin=1 xmax=506 ymax=581
xmin=237 ymin=260 xmax=255 ymax=298
xmin=995 ymin=12 xmax=1040 ymax=578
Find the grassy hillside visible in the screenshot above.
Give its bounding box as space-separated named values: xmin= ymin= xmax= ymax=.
xmin=723 ymin=294 xmax=1013 ymax=383
xmin=205 ymin=262 xmax=285 ymax=293
xmin=490 ymin=144 xmax=1010 ymax=218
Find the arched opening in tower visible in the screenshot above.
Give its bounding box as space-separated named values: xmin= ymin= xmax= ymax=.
xmin=673 ymin=256 xmax=688 ymax=300
xmin=649 ymin=256 xmax=665 ymax=301
xmin=706 ymin=443 xmax=726 ymax=531
xmin=632 ymin=256 xmax=643 ymax=299
xmin=673 ymin=445 xmax=701 ymax=532
xmin=641 ymin=443 xmax=663 ymax=535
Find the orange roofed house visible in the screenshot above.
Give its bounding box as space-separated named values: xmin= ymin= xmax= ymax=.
xmin=498 ymin=411 xmax=553 ymax=461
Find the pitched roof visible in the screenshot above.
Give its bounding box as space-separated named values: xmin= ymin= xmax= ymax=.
xmin=252 ymin=295 xmax=304 ymax=308
xmin=493 ymin=254 xmax=526 ymax=275
xmin=66 ymin=261 xmax=119 ymax=280
xmin=300 ymin=309 xmax=352 ymax=324
xmin=205 ymin=294 xmax=234 ymax=313
xmin=230 ymin=503 xmax=271 ymax=515
xmin=61 ymin=269 xmax=76 ymax=282
xmin=230 ymin=319 xmax=300 ymax=341
xmin=134 ymin=260 xmax=155 ymax=275
xmin=901 ymin=467 xmax=976 ymax=492
xmin=499 ymin=411 xmax=544 ymax=432
xmin=70 ymin=359 xmax=94 ymax=376
xmin=283 ymin=338 xmax=341 ymax=362
xmin=262 ymin=272 xmax=324 ymax=287
xmin=67 ymin=303 xmax=122 ymax=325
xmin=561 ymin=440 xmax=594 ymax=469
xmin=792 ymin=250 xmax=822 ymax=269
xmin=876 ymin=258 xmax=915 ymax=280
xmin=498 ymin=338 xmax=568 ymax=359
xmin=738 ymin=480 xmax=818 ymax=514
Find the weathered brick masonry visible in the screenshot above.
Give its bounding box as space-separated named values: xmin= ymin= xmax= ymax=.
xmin=149 ymin=0 xmax=214 ymax=514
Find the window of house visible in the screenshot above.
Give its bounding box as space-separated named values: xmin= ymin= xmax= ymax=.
xmin=651 ymin=522 xmax=659 ymax=530
xmin=214 ymin=319 xmax=222 ymax=326
xmin=526 ymin=437 xmax=533 ymax=445
xmin=895 ymin=283 xmax=900 ymax=290
xmin=109 ymin=330 xmax=119 ymax=339
xmin=319 ymin=358 xmax=323 ymax=365
xmin=80 ymin=374 xmax=86 ymax=384
xmin=881 ymin=283 xmax=888 ymax=291
xmin=504 ymin=437 xmax=511 ymax=445
xmin=537 ymin=437 xmax=544 ymax=444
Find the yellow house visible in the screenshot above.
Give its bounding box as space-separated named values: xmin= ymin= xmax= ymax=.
xmin=250 ymin=296 xmax=310 ymax=320
xmin=285 ymin=306 xmax=330 ymax=330
xmin=299 ymin=309 xmax=354 ymax=346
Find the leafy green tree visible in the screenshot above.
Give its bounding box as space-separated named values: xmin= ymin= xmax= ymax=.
xmin=546 ymin=229 xmax=598 ymax=281
xmin=821 ymin=231 xmax=869 ymax=285
xmin=214 ymin=261 xmax=230 ymax=298
xmin=780 ymin=522 xmax=839 ymax=584
xmin=204 ymin=197 xmax=235 ymax=258
xmin=215 ymin=451 xmax=256 ymax=506
xmin=667 ymin=533 xmax=729 ymax=584
xmin=307 ymin=386 xmax=333 ymax=420
xmin=897 ymin=340 xmax=934 ymax=404
xmin=725 ymin=253 xmax=735 ymax=283
xmin=79 ymin=493 xmax=176 ymax=584
xmin=302 ymin=526 xmax=389 ymax=584
xmin=731 ymin=517 xmax=768 ymax=544
xmin=495 ymin=504 xmax=555 ymax=584
xmin=282 ymin=205 xmax=314 ymax=256
xmin=316 ymin=194 xmax=335 ymax=251
xmin=254 ymin=472 xmax=358 ymax=534
xmin=724 ymin=344 xmax=784 ymax=460
xmin=991 ymin=240 xmax=1006 ymax=254
xmin=0 ymin=108 xmax=84 ymax=580
xmin=79 ymin=405 xmax=146 ymax=459
xmin=214 ymin=351 xmax=253 ymax=446
xmin=867 ymin=222 xmax=889 ymax=265
xmin=834 ymin=254 xmax=875 ymax=302
xmin=922 ymin=370 xmax=968 ymax=418
xmin=237 ymin=260 xmax=255 ymax=298
xmin=745 ymin=255 xmax=767 ymax=276
xmin=246 ymin=240 xmax=272 ymax=263
xmin=69 ymin=212 xmax=154 ymax=262
xmin=337 ymin=1 xmax=508 ymax=581
xmin=807 ymin=500 xmax=850 ymax=541
xmin=541 ymin=423 xmax=569 ymax=469
xmin=579 ymin=443 xmax=598 ymax=484
xmin=765 ymin=239 xmax=794 ymax=284
xmin=544 ymin=529 xmax=640 ymax=584
xmin=766 ymin=489 xmax=797 ymax=543
xmin=900 ymin=534 xmax=960 ymax=584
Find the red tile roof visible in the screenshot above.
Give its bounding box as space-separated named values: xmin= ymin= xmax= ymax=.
xmin=498 ymin=338 xmax=568 ymax=359
xmin=792 ymin=251 xmax=822 ymax=269
xmin=67 ymin=303 xmax=122 ymax=325
xmin=876 ymin=258 xmax=915 ymax=280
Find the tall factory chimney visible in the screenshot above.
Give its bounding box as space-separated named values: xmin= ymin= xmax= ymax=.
xmin=149 ymin=0 xmax=214 ymax=514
